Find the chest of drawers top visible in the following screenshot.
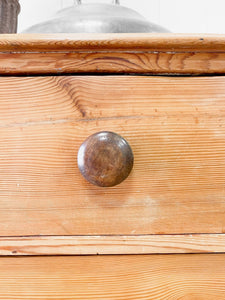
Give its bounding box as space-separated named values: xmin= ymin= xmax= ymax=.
xmin=0 ymin=33 xmax=224 ymax=75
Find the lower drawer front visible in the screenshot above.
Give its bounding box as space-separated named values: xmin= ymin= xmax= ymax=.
xmin=1 ymin=76 xmax=225 ymax=236
xmin=0 ymin=254 xmax=224 ymax=299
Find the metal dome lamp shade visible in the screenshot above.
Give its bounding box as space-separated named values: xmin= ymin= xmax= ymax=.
xmin=24 ymin=0 xmax=169 ymax=33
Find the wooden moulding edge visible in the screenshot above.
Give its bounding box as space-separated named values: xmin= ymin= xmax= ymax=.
xmin=0 ymin=234 xmax=224 ymax=256
xmin=0 ymin=34 xmax=224 ymax=75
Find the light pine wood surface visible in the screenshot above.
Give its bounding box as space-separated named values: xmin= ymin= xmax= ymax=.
xmin=1 ymin=34 xmax=225 ymax=300
xmin=0 ymin=34 xmax=225 ymax=74
xmin=0 ymin=254 xmax=224 ymax=299
xmin=0 ymin=75 xmax=225 ymax=237
xmin=0 ymin=234 xmax=224 ymax=256
xmin=2 ymin=34 xmax=225 ymax=51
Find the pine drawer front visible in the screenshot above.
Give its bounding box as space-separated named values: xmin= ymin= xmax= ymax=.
xmin=0 ymin=75 xmax=225 ymax=255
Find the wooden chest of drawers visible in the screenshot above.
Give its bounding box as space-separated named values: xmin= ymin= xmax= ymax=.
xmin=0 ymin=33 xmax=225 ymax=299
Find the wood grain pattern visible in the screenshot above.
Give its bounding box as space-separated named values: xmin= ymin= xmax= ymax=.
xmin=0 ymin=234 xmax=224 ymax=256
xmin=0 ymin=75 xmax=225 ymax=236
xmin=0 ymin=254 xmax=225 ymax=299
xmin=2 ymin=33 xmax=225 ymax=52
xmin=0 ymin=76 xmax=225 ymax=236
xmin=0 ymin=34 xmax=225 ymax=74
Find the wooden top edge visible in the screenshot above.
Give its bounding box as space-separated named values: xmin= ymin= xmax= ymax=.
xmin=0 ymin=33 xmax=225 ymax=52
xmin=0 ymin=33 xmax=224 ymax=75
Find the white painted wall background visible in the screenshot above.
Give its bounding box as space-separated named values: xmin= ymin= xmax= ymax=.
xmin=18 ymin=0 xmax=225 ymax=34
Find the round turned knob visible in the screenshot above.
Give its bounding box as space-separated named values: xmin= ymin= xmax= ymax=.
xmin=77 ymin=131 xmax=134 ymax=187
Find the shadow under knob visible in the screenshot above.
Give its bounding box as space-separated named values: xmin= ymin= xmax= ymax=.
xmin=77 ymin=131 xmax=134 ymax=187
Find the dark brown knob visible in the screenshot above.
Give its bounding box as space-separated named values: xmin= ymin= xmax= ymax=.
xmin=77 ymin=131 xmax=134 ymax=187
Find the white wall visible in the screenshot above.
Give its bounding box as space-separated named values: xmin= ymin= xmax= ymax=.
xmin=18 ymin=0 xmax=225 ymax=34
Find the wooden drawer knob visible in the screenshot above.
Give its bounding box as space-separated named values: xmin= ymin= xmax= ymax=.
xmin=77 ymin=131 xmax=133 ymax=187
